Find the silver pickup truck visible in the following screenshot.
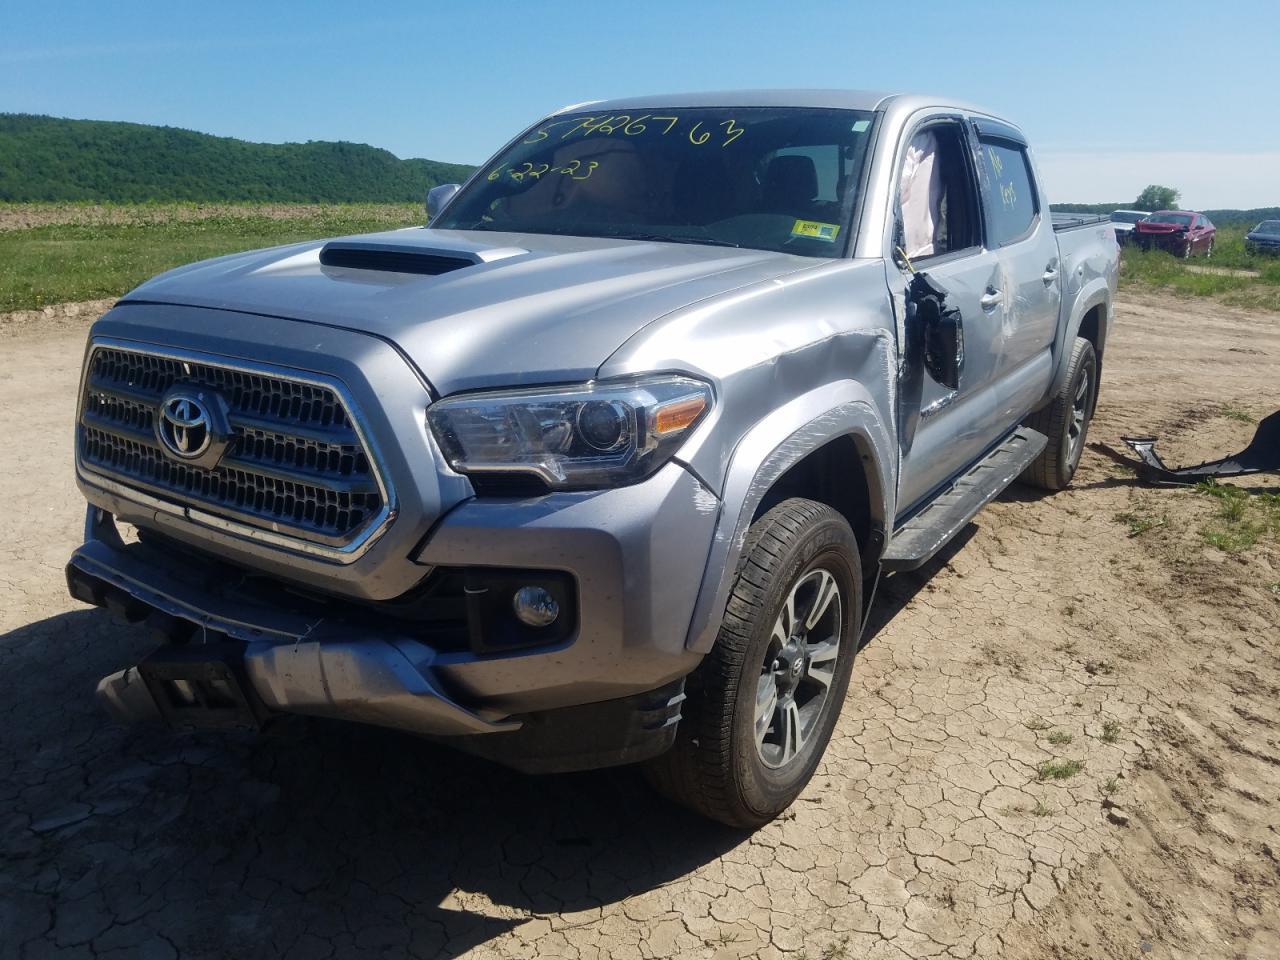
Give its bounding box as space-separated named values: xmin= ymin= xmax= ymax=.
xmin=68 ymin=90 xmax=1117 ymax=827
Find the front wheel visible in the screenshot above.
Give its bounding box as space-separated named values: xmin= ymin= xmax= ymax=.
xmin=1021 ymin=337 xmax=1098 ymax=491
xmin=644 ymin=499 xmax=861 ymax=828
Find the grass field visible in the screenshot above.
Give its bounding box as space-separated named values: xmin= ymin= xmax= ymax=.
xmin=1120 ymin=225 xmax=1280 ymax=310
xmin=3 ymin=203 xmax=1279 ymax=313
xmin=0 ymin=203 xmax=421 ymax=312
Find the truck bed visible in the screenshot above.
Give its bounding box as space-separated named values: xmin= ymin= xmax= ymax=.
xmin=1052 ymin=212 xmax=1110 ymax=232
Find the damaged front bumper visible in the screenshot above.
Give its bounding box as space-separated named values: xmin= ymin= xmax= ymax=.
xmin=1094 ymin=409 xmax=1280 ymax=484
xmin=69 ymin=534 xmax=519 ymax=739
xmin=68 ymin=458 xmax=717 ymax=771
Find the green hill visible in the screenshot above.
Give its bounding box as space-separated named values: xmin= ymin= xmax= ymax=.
xmin=0 ymin=113 xmax=476 ymax=203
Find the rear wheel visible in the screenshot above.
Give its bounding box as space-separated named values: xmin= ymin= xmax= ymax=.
xmin=1021 ymin=337 xmax=1098 ymax=491
xmin=644 ymin=499 xmax=860 ymax=828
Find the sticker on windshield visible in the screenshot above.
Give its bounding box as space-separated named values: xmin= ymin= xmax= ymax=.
xmin=791 ymin=220 xmax=841 ymax=242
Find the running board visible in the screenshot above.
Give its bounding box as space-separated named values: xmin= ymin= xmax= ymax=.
xmin=882 ymin=427 xmax=1048 ymax=572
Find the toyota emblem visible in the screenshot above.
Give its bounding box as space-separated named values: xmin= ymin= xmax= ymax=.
xmin=154 ymin=387 xmax=231 ymax=468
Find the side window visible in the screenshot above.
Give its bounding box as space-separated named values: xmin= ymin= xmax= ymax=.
xmin=895 ymin=122 xmax=980 ymax=260
xmin=975 ymin=138 xmax=1038 ymax=246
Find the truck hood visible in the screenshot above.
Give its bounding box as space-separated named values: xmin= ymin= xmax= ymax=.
xmin=122 ymin=227 xmax=822 ymax=395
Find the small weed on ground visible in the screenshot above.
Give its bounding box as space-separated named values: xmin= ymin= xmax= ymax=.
xmin=1047 ymin=730 xmax=1074 ymax=745
xmin=1196 ymin=480 xmax=1280 ymax=554
xmin=1037 ymin=759 xmax=1085 ymax=781
xmin=1101 ymin=777 xmax=1121 ymax=796
xmin=1114 ymin=508 xmax=1167 ymax=537
xmin=1023 ymin=716 xmax=1052 ymax=732
xmin=1032 ymin=800 xmax=1053 ymax=817
xmin=1101 ymin=720 xmax=1122 ymax=744
xmin=1220 ymin=405 xmax=1255 ymax=424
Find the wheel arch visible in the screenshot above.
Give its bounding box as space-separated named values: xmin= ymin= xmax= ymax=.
xmin=683 ymin=382 xmax=895 ymax=654
xmin=751 ymin=434 xmax=882 ymax=567
xmin=1046 ymin=284 xmax=1110 ymax=404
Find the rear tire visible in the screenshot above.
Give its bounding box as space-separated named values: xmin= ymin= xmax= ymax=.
xmin=1021 ymin=337 xmax=1098 ymax=491
xmin=644 ymin=498 xmax=861 ymax=828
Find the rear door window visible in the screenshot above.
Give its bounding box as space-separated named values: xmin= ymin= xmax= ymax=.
xmin=975 ymin=138 xmax=1038 ymax=247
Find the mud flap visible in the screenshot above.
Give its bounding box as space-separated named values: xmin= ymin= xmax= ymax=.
xmin=1092 ymin=409 xmax=1280 ymax=485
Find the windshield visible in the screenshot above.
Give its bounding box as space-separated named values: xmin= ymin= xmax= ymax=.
xmin=1147 ymin=213 xmax=1193 ymax=226
xmin=1111 ymin=211 xmax=1146 ymax=223
xmin=434 ymin=107 xmax=877 ymax=257
xmin=1255 ymin=220 xmax=1280 ymax=235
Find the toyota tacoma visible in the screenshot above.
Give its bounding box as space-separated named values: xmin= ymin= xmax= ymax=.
xmin=68 ymin=90 xmax=1118 ymax=827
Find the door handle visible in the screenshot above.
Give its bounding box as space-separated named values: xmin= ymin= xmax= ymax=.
xmin=980 ymin=288 xmax=1002 ymax=310
xmin=1042 ymin=264 xmax=1059 ymax=284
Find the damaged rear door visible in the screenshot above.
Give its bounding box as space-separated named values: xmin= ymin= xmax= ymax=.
xmin=969 ymin=121 xmax=1061 ymax=389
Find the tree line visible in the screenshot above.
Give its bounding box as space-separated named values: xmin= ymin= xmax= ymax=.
xmin=1052 ymin=184 xmax=1278 ymax=227
xmin=0 ymin=114 xmax=476 ymax=203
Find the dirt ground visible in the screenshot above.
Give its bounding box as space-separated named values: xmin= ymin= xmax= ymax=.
xmin=0 ymin=290 xmax=1276 ymax=960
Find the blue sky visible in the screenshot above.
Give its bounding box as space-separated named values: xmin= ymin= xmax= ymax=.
xmin=3 ymin=0 xmax=1277 ymax=207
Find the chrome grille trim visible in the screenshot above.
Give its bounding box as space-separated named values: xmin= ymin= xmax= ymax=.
xmin=76 ymin=338 xmax=396 ymax=564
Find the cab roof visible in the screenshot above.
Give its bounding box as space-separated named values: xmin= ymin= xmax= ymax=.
xmin=553 ymin=89 xmax=985 ymax=116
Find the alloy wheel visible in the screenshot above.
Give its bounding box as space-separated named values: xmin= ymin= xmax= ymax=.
xmin=1067 ymin=363 xmax=1093 ymax=466
xmin=754 ymin=567 xmax=843 ymax=769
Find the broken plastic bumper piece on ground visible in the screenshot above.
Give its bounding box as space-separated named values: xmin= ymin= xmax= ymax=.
xmin=1093 ymin=410 xmax=1280 ymax=484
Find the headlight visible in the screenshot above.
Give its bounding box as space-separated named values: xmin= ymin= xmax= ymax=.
xmin=427 ymin=375 xmax=713 ymax=490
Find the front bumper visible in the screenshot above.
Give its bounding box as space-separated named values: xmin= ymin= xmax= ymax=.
xmin=69 ymin=529 xmax=518 ymax=738
xmin=70 ymin=461 xmax=717 ymax=762
xmin=1133 ymin=233 xmax=1189 ymax=252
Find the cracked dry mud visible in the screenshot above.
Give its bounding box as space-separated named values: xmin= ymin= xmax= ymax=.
xmin=1 ymin=291 xmax=1277 ymax=959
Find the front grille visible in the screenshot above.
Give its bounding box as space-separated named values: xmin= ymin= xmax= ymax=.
xmin=77 ymin=343 xmax=390 ymax=556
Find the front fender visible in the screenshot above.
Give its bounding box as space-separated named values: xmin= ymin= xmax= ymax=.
xmin=683 ymin=382 xmax=896 ymax=653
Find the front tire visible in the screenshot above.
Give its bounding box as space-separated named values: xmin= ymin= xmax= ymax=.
xmin=644 ymin=499 xmax=861 ymax=828
xmin=1021 ymin=337 xmax=1098 ymax=491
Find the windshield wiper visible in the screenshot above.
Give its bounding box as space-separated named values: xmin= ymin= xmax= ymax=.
xmin=609 ymin=233 xmax=742 ymax=248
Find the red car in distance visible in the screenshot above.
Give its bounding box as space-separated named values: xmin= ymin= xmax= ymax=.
xmin=1133 ymin=210 xmax=1216 ymax=258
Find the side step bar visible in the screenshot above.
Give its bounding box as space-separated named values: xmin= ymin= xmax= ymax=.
xmin=882 ymin=427 xmax=1048 ymax=572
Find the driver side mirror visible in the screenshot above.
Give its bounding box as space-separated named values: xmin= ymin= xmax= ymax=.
xmin=426 ymin=183 xmax=461 ymax=222
xmin=907 ymin=272 xmax=964 ymax=391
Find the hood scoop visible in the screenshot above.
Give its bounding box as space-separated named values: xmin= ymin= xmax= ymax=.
xmin=318 ymin=238 xmax=529 ymax=277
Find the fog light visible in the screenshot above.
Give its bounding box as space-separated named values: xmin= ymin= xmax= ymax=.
xmin=512 ymin=586 xmax=559 ymax=628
